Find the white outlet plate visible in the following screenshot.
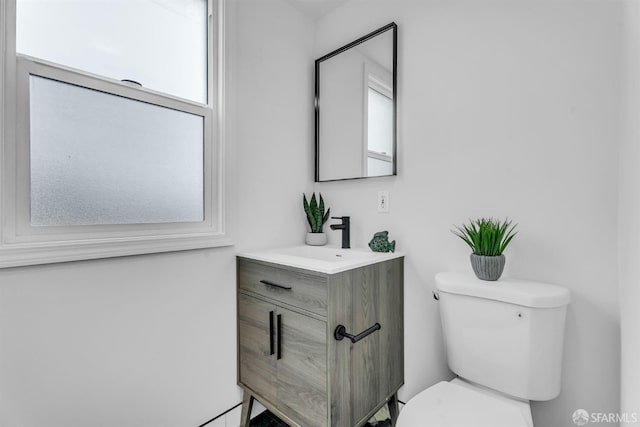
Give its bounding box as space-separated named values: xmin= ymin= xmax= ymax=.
xmin=378 ymin=191 xmax=390 ymax=213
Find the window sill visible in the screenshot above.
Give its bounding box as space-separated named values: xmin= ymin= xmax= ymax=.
xmin=0 ymin=234 xmax=234 ymax=268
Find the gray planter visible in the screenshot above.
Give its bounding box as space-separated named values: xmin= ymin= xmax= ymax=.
xmin=470 ymin=254 xmax=505 ymax=281
xmin=306 ymin=232 xmax=327 ymax=246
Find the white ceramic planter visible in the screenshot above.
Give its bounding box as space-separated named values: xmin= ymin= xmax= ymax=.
xmin=306 ymin=232 xmax=327 ymax=246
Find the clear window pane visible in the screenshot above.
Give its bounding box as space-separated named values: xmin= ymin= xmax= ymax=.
xmin=29 ymin=75 xmax=205 ymax=226
xmin=17 ymin=0 xmax=208 ymax=103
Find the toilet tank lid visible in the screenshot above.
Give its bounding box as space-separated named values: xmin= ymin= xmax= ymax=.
xmin=435 ymin=272 xmax=571 ymax=308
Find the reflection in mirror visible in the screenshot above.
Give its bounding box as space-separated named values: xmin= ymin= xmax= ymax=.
xmin=315 ymin=23 xmax=397 ymax=182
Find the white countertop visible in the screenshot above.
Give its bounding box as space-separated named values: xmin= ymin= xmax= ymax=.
xmin=238 ymin=245 xmax=404 ymax=274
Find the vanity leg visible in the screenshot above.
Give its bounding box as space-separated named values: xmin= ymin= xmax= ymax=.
xmin=388 ymin=392 xmax=399 ymax=426
xmin=240 ymin=391 xmax=254 ymax=427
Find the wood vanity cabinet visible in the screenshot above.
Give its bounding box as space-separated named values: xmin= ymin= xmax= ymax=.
xmin=237 ymin=256 xmax=404 ymax=427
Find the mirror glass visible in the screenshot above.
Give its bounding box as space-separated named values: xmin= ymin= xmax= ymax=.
xmin=315 ymin=23 xmax=397 ymax=182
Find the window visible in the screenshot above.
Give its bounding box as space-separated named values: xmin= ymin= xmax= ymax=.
xmin=16 ymin=0 xmax=208 ymax=103
xmin=366 ymin=86 xmax=394 ymax=176
xmin=363 ymin=63 xmax=394 ymax=177
xmin=0 ymin=0 xmax=229 ymax=268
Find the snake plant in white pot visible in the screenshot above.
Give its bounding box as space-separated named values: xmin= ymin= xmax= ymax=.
xmin=303 ymin=193 xmax=330 ymax=246
xmin=452 ymin=218 xmax=518 ymax=281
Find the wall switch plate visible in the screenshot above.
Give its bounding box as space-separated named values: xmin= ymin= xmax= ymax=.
xmin=377 ymin=191 xmax=390 ymax=213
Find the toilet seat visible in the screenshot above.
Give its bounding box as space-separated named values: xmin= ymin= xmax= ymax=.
xmin=396 ymin=381 xmax=531 ymax=427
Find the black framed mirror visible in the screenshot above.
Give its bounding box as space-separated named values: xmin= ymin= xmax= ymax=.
xmin=315 ymin=22 xmax=397 ymax=182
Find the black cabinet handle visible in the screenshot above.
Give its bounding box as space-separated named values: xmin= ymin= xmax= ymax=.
xmin=334 ymin=323 xmax=381 ymax=344
xmin=277 ymin=314 xmax=283 ymax=360
xmin=260 ymin=280 xmax=292 ymax=290
xmin=269 ymin=311 xmax=275 ymax=356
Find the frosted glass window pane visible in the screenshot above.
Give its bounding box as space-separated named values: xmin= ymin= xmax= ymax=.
xmin=367 ymin=88 xmax=393 ymax=156
xmin=368 ymin=158 xmax=393 ymax=177
xmin=29 ymin=75 xmax=204 ymax=226
xmin=17 ymin=0 xmax=208 ymax=103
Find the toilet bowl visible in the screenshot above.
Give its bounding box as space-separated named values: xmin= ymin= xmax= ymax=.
xmin=396 ymin=272 xmax=570 ymax=427
xmin=396 ymin=378 xmax=532 ymax=427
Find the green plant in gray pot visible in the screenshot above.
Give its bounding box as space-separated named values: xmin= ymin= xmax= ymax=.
xmin=303 ymin=192 xmax=330 ymax=246
xmin=452 ymin=218 xmax=517 ymax=281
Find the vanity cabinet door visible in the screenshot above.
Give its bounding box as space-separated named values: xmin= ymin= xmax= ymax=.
xmin=276 ymin=308 xmax=328 ymax=427
xmin=238 ymin=292 xmax=328 ymax=427
xmin=237 ymin=293 xmax=277 ymax=403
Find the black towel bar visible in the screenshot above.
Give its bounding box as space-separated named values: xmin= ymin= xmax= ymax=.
xmin=334 ymin=323 xmax=381 ymax=343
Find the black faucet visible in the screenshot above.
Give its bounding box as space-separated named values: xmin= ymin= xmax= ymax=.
xmin=330 ymin=216 xmax=350 ymax=249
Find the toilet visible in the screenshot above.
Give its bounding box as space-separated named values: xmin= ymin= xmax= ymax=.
xmin=396 ymin=271 xmax=571 ymax=427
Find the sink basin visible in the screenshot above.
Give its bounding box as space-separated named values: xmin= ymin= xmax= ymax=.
xmin=238 ymin=245 xmax=403 ymax=274
xmin=277 ymin=246 xmax=369 ymax=262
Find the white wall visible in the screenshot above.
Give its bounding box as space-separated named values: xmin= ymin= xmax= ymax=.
xmin=0 ymin=0 xmax=315 ymax=426
xmin=620 ymin=0 xmax=640 ymax=420
xmin=233 ymin=0 xmax=315 ymax=248
xmin=314 ymin=1 xmax=622 ymax=426
xmin=0 ymin=249 xmax=239 ymax=427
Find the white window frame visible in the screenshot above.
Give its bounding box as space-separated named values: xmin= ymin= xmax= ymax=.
xmin=0 ymin=0 xmax=231 ymax=268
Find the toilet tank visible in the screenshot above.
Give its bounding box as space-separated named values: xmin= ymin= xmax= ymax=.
xmin=435 ymin=272 xmax=571 ymax=401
